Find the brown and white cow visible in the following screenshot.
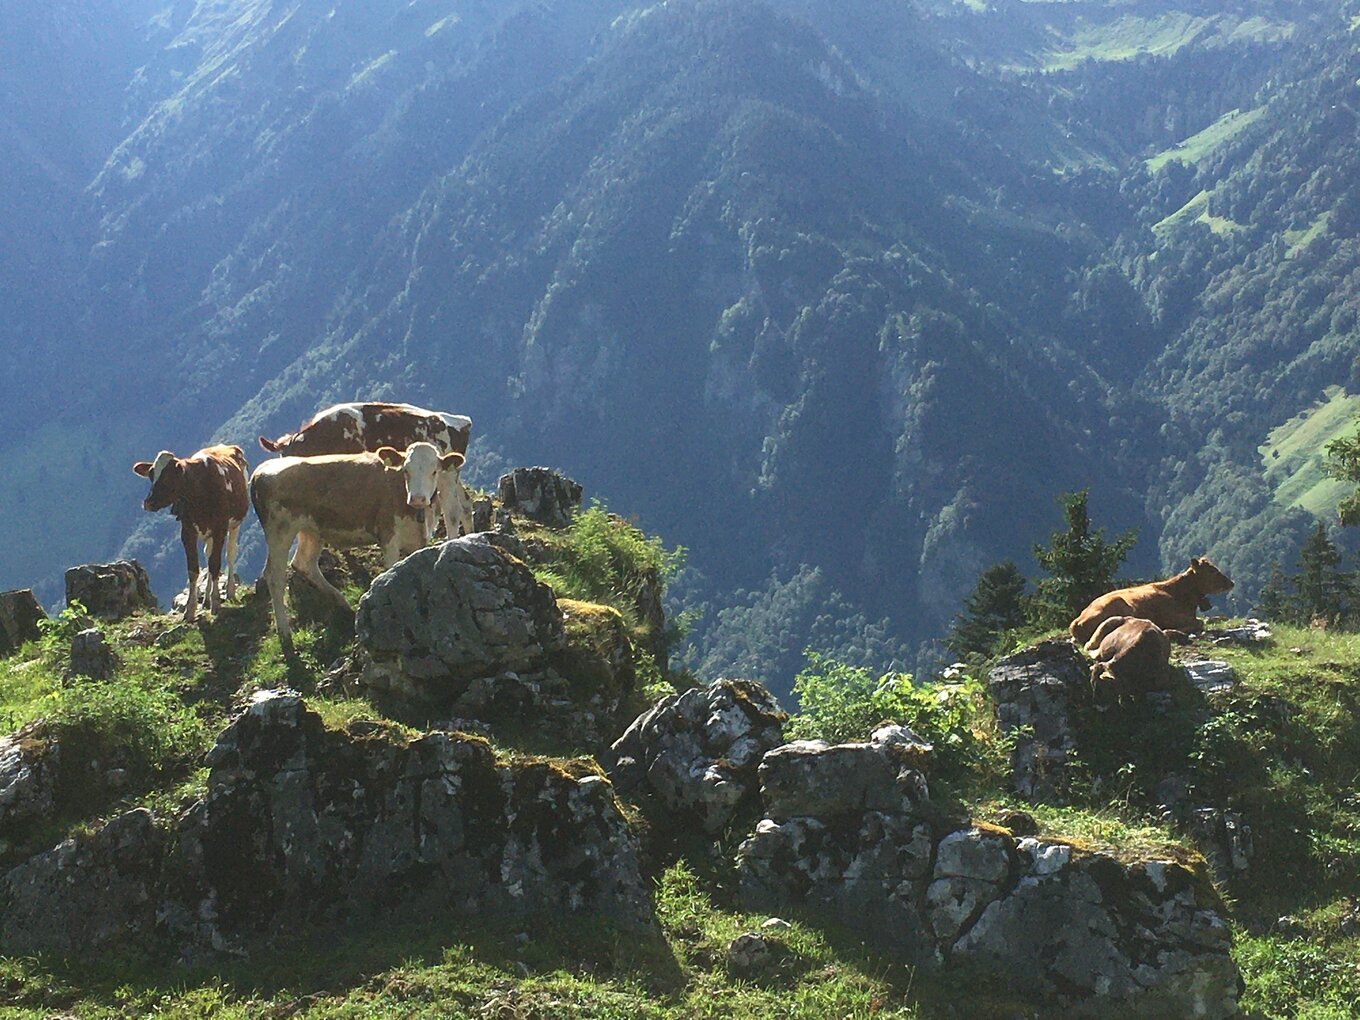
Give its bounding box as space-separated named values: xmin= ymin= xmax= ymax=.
xmin=132 ymin=445 xmax=250 ymax=622
xmin=1068 ymin=557 xmax=1234 ymax=646
xmin=258 ymin=402 xmax=473 ymax=538
xmin=249 ymin=442 xmax=465 ymax=653
xmin=1085 ymin=616 xmax=1173 ymax=708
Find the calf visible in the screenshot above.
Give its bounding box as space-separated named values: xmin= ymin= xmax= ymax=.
xmin=249 ymin=442 xmax=464 ymax=653
xmin=259 ymin=402 xmax=473 ymax=538
xmin=1085 ymin=616 xmax=1173 ymax=708
xmin=132 ymin=445 xmax=249 ymax=622
xmin=1069 ymin=557 xmax=1233 ymax=646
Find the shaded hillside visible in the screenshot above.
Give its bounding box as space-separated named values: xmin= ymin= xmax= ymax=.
xmin=0 ymin=0 xmax=1353 ymax=691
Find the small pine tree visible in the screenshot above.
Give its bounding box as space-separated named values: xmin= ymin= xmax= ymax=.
xmin=1032 ymin=489 xmax=1137 ymax=628
xmin=945 ymin=560 xmax=1029 ymax=661
xmin=1296 ymin=520 xmax=1352 ymax=625
xmin=1254 ymin=560 xmax=1298 ymax=624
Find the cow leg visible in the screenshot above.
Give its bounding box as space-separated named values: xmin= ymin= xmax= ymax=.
xmin=262 ymin=531 xmax=294 ymax=655
xmin=294 ymin=533 xmax=351 ymax=611
xmin=181 ymin=522 xmax=200 ymax=623
xmin=224 ymin=522 xmax=241 ymax=601
xmin=206 ymin=529 xmax=225 ymax=614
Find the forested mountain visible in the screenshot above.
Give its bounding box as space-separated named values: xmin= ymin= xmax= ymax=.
xmin=1 ymin=0 xmax=1356 ymax=694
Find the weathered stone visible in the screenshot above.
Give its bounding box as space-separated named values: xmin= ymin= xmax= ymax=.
xmin=0 ymin=695 xmax=654 ymax=957
xmin=758 ymin=735 xmax=928 ymax=821
xmin=0 ymin=590 xmax=45 ymax=656
xmin=497 ymin=467 xmax=583 ymax=527
xmin=355 ymin=535 xmax=566 ymax=713
xmin=988 ymin=639 xmax=1090 ymax=800
xmin=1182 ymin=660 xmax=1237 ymax=695
xmin=0 ymin=724 xmax=58 ymax=846
xmin=605 ymin=679 xmax=786 ymax=834
xmin=471 ymin=496 xmax=494 ymax=534
xmin=64 ymin=561 xmax=157 ymax=621
xmin=1187 ymin=806 xmax=1253 ymax=884
xmin=68 ymin=628 xmax=117 ymax=680
xmin=1204 ymin=619 xmax=1271 ymax=645
xmin=726 ymin=932 xmax=774 ymax=975
xmin=0 ymin=808 xmax=164 ymax=954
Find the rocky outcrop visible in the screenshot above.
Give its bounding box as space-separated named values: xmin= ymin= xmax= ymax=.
xmin=0 ymin=724 xmax=59 ymax=855
xmin=497 ymin=467 xmax=583 ymax=527
xmin=0 ymin=591 xmax=45 ymax=656
xmin=736 ymin=730 xmax=1240 ymax=1018
xmin=605 ymin=679 xmax=786 ymax=834
xmin=64 ymin=561 xmax=157 ymax=621
xmin=987 ymin=639 xmax=1090 ymax=800
xmin=353 ymin=535 xmax=636 ymax=743
xmin=0 ymin=694 xmax=653 ymax=956
xmin=68 ymin=628 xmax=117 ymax=680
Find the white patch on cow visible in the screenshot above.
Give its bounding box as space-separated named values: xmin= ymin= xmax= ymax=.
xmin=216 ymin=462 xmax=229 ymax=477
xmin=436 ymin=413 xmax=472 ymax=432
xmin=400 ymin=442 xmax=443 ymax=510
xmin=150 ymin=450 xmax=176 ymax=483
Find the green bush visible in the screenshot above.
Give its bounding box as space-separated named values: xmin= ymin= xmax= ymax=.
xmin=549 ymin=504 xmax=685 ymax=612
xmin=786 ymin=651 xmax=1008 ymax=790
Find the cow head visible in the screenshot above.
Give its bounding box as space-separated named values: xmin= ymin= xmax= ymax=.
xmin=377 ymin=443 xmax=465 ymax=512
xmin=1189 ymin=556 xmax=1234 ymax=596
xmin=132 ymin=451 xmax=185 ymax=512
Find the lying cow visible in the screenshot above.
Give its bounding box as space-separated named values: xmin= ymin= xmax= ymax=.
xmin=1086 ymin=617 xmax=1172 ymax=708
xmin=249 ymin=442 xmax=464 ymax=654
xmin=258 ymin=401 xmax=473 ymax=538
xmin=1069 ymin=556 xmax=1233 ymax=646
xmin=132 ymin=445 xmax=249 ymax=622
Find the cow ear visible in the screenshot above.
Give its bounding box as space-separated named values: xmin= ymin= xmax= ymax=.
xmin=376 ymin=446 xmax=405 ymax=467
xmin=1192 ymin=556 xmax=1204 ymax=567
xmin=132 ymin=461 xmax=153 ymax=477
xmin=258 ymin=436 xmax=279 ymax=452
xmin=439 ymin=452 xmax=465 ymax=471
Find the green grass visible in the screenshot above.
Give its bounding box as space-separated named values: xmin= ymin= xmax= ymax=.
xmin=1145 ymin=106 xmax=1266 ymax=172
xmin=1031 ymin=11 xmax=1293 ymax=73
xmin=1153 ymin=189 xmax=1247 ymax=238
xmin=1261 ymin=385 xmax=1360 ymax=516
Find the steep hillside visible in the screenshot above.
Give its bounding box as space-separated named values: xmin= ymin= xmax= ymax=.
xmin=0 ymin=0 xmax=1354 ymax=691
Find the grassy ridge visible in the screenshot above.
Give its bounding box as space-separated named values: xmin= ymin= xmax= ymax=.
xmin=1261 ymin=386 xmax=1360 ymax=517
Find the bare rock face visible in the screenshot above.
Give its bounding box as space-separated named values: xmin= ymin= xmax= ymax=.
xmin=736 ymin=733 xmax=1240 ymax=1018
xmin=497 ymin=467 xmax=583 ymax=527
xmin=0 ymin=694 xmax=654 ymax=957
xmin=987 ymin=639 xmax=1090 ymax=800
xmin=605 ymin=679 xmax=787 ymax=835
xmin=0 ymin=724 xmax=60 ymax=855
xmin=0 ymin=591 xmax=45 ymax=656
xmin=64 ymin=561 xmax=157 ymax=621
xmin=68 ymin=628 xmax=117 ymax=680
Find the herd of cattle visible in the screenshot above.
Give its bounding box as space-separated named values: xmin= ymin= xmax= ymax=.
xmin=132 ymin=401 xmax=473 ymax=654
xmin=132 ymin=398 xmax=1237 ymax=700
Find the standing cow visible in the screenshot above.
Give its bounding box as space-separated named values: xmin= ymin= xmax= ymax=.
xmin=132 ymin=445 xmax=250 ymax=622
xmin=258 ymin=402 xmax=473 ymax=538
xmin=249 ymin=442 xmax=464 ymax=654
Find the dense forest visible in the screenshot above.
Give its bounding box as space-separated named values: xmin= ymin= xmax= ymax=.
xmin=3 ymin=0 xmax=1359 ymax=698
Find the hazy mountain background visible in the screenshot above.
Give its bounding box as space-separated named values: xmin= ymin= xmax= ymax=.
xmin=3 ymin=0 xmax=1358 ymax=697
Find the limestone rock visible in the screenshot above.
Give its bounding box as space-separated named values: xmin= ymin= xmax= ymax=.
xmin=64 ymin=561 xmax=157 ymax=621
xmin=726 ymin=932 xmax=774 ymax=975
xmin=68 ymin=628 xmax=117 ymax=680
xmin=0 ymin=591 xmax=45 ymax=656
xmin=1182 ymin=659 xmax=1237 ymax=695
xmin=355 ymin=534 xmax=565 ymax=709
xmin=758 ymin=731 xmax=929 ymax=821
xmin=0 ymin=724 xmax=59 ymax=849
xmin=605 ymin=679 xmax=786 ymax=834
xmin=497 ymin=467 xmax=583 ymax=526
xmin=988 ymin=639 xmax=1090 ymax=800
xmin=0 ymin=694 xmax=654 ymax=957
xmin=0 ymin=808 xmax=164 ymax=954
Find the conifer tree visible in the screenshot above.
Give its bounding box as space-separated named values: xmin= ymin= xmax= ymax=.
xmin=1254 ymin=560 xmax=1298 ymax=624
xmin=1295 ymin=521 xmax=1351 ymax=625
xmin=945 ymin=560 xmax=1029 ymax=661
xmin=1326 ymin=421 xmax=1360 ymax=526
xmin=1032 ymin=490 xmax=1137 ymax=628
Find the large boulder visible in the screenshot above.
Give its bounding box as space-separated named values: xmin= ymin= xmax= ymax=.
xmin=0 ymin=693 xmax=654 ymax=956
xmin=987 ymin=639 xmax=1090 ymax=800
xmin=736 ymin=733 xmax=1240 ymax=1018
xmin=0 ymin=590 xmax=45 ymax=656
xmin=605 ymin=679 xmax=787 ymax=834
xmin=64 ymin=561 xmax=157 ymax=621
xmin=497 ymin=467 xmax=583 ymax=526
xmin=0 ymin=724 xmax=60 ymax=855
xmin=357 ymin=534 xmax=563 ymax=683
